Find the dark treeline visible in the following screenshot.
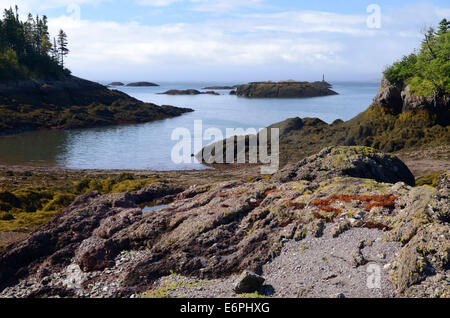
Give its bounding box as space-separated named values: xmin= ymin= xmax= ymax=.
xmin=0 ymin=5 xmax=70 ymax=81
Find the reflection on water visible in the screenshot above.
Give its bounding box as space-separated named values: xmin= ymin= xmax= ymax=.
xmin=0 ymin=129 xmax=69 ymax=166
xmin=0 ymin=81 xmax=380 ymax=170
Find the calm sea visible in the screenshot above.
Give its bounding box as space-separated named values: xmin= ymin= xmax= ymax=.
xmin=0 ymin=81 xmax=380 ymax=170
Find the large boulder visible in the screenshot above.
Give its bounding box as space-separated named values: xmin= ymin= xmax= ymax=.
xmin=274 ymin=146 xmax=415 ymax=186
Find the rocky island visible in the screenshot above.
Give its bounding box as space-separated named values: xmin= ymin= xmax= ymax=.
xmin=159 ymin=89 xmax=219 ymax=96
xmin=108 ymin=82 xmax=125 ymax=86
xmin=125 ymin=82 xmax=159 ymax=87
xmin=231 ymin=80 xmax=338 ymax=98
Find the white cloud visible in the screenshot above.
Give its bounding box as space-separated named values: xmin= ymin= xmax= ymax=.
xmin=136 ymin=0 xmax=183 ymax=6
xmin=135 ymin=0 xmax=264 ymax=12
xmin=48 ymin=16 xmax=342 ymax=68
xmin=38 ymin=3 xmax=449 ymax=81
xmin=189 ymin=0 xmax=264 ymax=12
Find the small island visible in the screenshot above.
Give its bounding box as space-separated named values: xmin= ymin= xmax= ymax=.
xmin=108 ymin=82 xmax=125 ymax=86
xmin=231 ymin=80 xmax=338 ymax=98
xmin=158 ymin=89 xmax=219 ymax=96
xmin=125 ymin=81 xmax=159 ymax=87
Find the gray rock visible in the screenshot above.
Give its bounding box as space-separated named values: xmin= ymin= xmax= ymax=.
xmin=233 ymin=270 xmax=265 ymax=294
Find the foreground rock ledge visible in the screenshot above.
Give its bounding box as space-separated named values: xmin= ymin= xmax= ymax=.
xmin=0 ymin=146 xmax=448 ymax=298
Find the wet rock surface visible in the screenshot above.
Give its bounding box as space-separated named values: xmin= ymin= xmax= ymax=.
xmin=0 ymin=147 xmax=448 ymax=298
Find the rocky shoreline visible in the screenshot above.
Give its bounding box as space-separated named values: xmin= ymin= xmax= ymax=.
xmin=0 ymin=76 xmax=191 ymax=135
xmin=0 ymin=146 xmax=448 ymax=298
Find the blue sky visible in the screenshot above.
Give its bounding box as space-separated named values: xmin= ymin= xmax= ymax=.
xmin=2 ymin=0 xmax=449 ymax=81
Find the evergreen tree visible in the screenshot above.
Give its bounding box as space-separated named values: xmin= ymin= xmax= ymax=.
xmin=51 ymin=37 xmax=58 ymax=62
xmin=57 ymin=29 xmax=69 ymax=67
xmin=0 ymin=6 xmax=70 ymax=80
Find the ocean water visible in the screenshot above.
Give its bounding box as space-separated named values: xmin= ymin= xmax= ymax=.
xmin=0 ymin=81 xmax=380 ymax=170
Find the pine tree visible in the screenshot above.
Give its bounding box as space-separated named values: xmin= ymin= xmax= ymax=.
xmin=51 ymin=37 xmax=58 ymax=62
xmin=57 ymin=29 xmax=69 ymax=67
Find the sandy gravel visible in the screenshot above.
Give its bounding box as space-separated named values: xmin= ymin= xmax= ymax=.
xmin=143 ymin=225 xmax=402 ymax=298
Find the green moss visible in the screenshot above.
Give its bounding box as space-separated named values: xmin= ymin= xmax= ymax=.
xmin=416 ymin=171 xmax=444 ymax=187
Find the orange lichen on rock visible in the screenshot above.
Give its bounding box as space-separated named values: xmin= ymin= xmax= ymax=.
xmin=265 ymin=189 xmax=281 ymax=196
xmin=310 ymin=194 xmax=398 ymax=216
xmin=360 ymin=195 xmax=397 ymax=210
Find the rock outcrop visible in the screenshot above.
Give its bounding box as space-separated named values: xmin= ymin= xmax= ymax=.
xmin=232 ymin=81 xmax=338 ymax=98
xmin=371 ymin=77 xmax=450 ymax=116
xmin=0 ymin=147 xmax=447 ymax=298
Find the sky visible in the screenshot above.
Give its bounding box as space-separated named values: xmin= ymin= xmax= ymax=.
xmin=1 ymin=0 xmax=449 ymax=82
